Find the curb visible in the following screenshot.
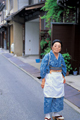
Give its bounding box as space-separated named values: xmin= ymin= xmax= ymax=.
xmin=64 ymin=99 xmax=80 ymax=114
xmin=2 ymin=53 xmax=80 ymax=114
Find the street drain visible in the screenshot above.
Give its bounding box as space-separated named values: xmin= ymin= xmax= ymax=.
xmin=37 ymin=77 xmax=41 ymax=79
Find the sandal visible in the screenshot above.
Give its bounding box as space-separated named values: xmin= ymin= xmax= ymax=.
xmin=45 ymin=117 xmax=51 ymax=120
xmin=52 ymin=115 xmax=64 ymax=120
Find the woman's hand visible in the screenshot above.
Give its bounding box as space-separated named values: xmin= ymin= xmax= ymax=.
xmin=62 ymin=74 xmax=66 ymax=84
xmin=41 ymin=78 xmax=45 ymax=89
xmin=63 ymin=78 xmax=66 ymax=84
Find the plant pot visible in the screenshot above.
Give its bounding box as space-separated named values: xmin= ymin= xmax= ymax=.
xmin=73 ymin=71 xmax=78 ymax=75
xmin=35 ymin=59 xmax=40 ymax=63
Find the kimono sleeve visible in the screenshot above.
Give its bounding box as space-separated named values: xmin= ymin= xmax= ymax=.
xmin=61 ymin=55 xmax=67 ymax=77
xmin=40 ymin=54 xmax=49 ymax=79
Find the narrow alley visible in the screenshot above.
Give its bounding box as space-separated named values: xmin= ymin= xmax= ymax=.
xmin=0 ymin=54 xmax=80 ymax=120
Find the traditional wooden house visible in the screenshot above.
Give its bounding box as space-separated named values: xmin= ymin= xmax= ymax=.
xmin=0 ymin=0 xmax=46 ymax=56
xmin=51 ymin=0 xmax=80 ymax=73
xmin=0 ymin=0 xmax=7 ymax=49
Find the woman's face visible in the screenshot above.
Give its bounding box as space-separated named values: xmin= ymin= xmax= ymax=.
xmin=52 ymin=42 xmax=61 ymax=54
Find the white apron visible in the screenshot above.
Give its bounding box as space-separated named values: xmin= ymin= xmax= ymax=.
xmin=43 ymin=72 xmax=64 ymax=98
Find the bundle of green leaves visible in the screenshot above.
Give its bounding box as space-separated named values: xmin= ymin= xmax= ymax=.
xmin=62 ymin=52 xmax=72 ymax=72
xmin=41 ymin=0 xmax=64 ymax=28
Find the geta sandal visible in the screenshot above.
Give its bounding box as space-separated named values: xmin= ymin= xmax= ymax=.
xmin=52 ymin=115 xmax=64 ymax=120
xmin=45 ymin=117 xmax=51 ymax=120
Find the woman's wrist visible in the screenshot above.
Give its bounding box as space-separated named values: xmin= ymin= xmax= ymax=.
xmin=41 ymin=78 xmax=45 ymax=88
xmin=42 ymin=78 xmax=45 ymax=82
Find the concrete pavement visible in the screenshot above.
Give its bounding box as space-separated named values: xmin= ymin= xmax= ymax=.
xmin=0 ymin=54 xmax=80 ymax=120
xmin=0 ymin=48 xmax=80 ymax=114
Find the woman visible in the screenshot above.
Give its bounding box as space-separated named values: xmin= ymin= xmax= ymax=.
xmin=40 ymin=39 xmax=66 ymax=120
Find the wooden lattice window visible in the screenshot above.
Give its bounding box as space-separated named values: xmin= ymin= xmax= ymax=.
xmin=63 ymin=9 xmax=76 ymax=23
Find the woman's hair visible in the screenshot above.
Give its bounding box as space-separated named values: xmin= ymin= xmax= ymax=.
xmin=52 ymin=39 xmax=63 ymax=47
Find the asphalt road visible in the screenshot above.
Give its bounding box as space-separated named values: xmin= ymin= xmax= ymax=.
xmin=0 ymin=54 xmax=80 ymax=120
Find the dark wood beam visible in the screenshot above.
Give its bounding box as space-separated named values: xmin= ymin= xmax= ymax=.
xmin=25 ymin=14 xmax=39 ymax=22
xmin=19 ymin=8 xmax=41 ymax=18
xmin=25 ymin=4 xmax=44 ymax=10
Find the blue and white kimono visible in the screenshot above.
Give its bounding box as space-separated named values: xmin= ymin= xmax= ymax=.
xmin=40 ymin=50 xmax=66 ymax=114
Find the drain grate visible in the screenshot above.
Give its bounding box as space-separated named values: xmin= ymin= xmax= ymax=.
xmin=37 ymin=77 xmax=41 ymax=79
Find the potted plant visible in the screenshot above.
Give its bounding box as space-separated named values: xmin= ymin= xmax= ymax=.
xmin=45 ymin=37 xmax=50 ymax=43
xmin=40 ymin=39 xmax=47 ymax=49
xmin=43 ymin=41 xmax=51 ymax=55
xmin=40 ymin=39 xmax=47 ymax=58
xmin=62 ymin=52 xmax=72 ymax=75
xmin=73 ymin=68 xmax=78 ymax=75
xmin=40 ymin=31 xmax=45 ymax=36
xmin=40 ymin=52 xmax=45 ymax=59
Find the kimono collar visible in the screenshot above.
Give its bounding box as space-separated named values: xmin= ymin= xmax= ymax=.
xmin=50 ymin=50 xmax=59 ymax=60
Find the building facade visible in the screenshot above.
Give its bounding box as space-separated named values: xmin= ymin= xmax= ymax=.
xmin=0 ymin=0 xmax=45 ymax=56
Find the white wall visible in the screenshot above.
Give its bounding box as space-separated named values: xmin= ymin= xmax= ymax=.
xmin=18 ymin=0 xmax=28 ymax=10
xmin=34 ymin=0 xmax=38 ymax=4
xmin=25 ymin=21 xmax=39 ymax=55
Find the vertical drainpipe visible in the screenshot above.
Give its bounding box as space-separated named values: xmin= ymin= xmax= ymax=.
xmin=8 ymin=25 xmax=10 ymax=53
xmin=39 ymin=14 xmax=41 ymax=58
xmin=1 ymin=32 xmax=2 ymax=48
xmin=18 ymin=0 xmax=19 ymax=10
xmin=23 ymin=13 xmax=25 ymax=56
